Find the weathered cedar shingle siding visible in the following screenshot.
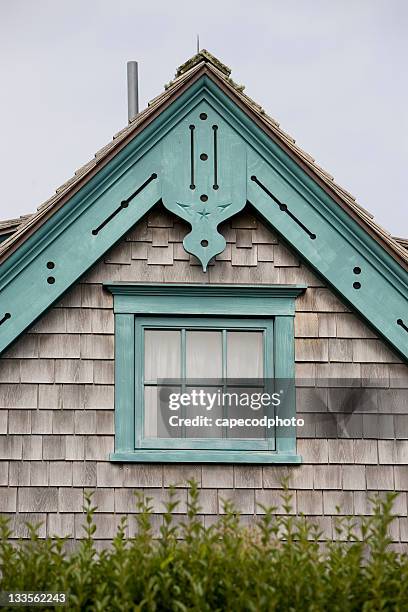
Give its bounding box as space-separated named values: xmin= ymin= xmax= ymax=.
xmin=0 ymin=205 xmax=407 ymax=547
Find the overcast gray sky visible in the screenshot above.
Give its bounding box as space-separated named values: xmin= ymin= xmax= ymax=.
xmin=1 ymin=0 xmax=407 ymax=236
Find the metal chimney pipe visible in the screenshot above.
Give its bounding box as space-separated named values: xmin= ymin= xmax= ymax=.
xmin=127 ymin=61 xmax=139 ymax=122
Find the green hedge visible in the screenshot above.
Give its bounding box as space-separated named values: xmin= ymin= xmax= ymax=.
xmin=1 ymin=483 xmax=407 ymax=611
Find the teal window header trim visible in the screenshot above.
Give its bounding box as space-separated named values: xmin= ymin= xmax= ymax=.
xmin=108 ymin=283 xmax=303 ymax=464
xmin=105 ymin=282 xmax=307 ymax=297
xmin=105 ymin=283 xmax=307 ymax=317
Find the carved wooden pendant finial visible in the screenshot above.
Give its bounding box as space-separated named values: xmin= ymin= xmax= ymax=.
xmin=161 ymin=103 xmax=247 ymax=270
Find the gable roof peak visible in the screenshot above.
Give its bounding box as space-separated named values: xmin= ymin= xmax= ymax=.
xmin=0 ymin=49 xmax=406 ymax=272
xmin=175 ymin=49 xmax=231 ymax=78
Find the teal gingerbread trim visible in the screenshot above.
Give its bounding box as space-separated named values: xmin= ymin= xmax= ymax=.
xmin=160 ymin=105 xmax=247 ymax=270
xmin=0 ymin=78 xmax=208 ymax=354
xmin=0 ymin=73 xmax=407 ymax=361
xmin=198 ymin=78 xmax=408 ymax=359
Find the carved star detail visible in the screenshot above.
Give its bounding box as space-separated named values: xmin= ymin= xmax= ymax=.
xmin=197 ymin=208 xmax=211 ymax=218
xmin=176 ymin=201 xmax=231 ymax=218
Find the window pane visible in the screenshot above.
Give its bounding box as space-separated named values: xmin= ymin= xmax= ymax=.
xmin=144 ymin=386 xmax=158 ymax=438
xmin=144 ymin=385 xmax=182 ymax=438
xmin=144 ymin=330 xmax=180 ymax=381
xmin=185 ymin=385 xmax=224 ymax=438
xmin=227 ymin=331 xmax=264 ymax=379
xmin=225 ymin=386 xmax=270 ymax=439
xmin=186 ymin=331 xmax=222 ymax=379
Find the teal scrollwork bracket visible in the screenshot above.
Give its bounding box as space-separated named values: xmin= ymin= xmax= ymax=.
xmin=160 ymin=103 xmax=247 ymax=271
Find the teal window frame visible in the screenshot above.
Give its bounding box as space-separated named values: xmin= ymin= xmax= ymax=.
xmin=138 ymin=316 xmax=275 ymax=451
xmin=105 ymin=283 xmax=306 ymax=464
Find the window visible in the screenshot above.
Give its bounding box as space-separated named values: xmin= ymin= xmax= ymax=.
xmin=106 ymin=283 xmax=305 ymax=463
xmin=141 ymin=318 xmax=272 ymax=447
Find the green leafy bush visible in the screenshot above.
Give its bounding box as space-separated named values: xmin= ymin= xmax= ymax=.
xmin=1 ymin=483 xmax=407 ymax=611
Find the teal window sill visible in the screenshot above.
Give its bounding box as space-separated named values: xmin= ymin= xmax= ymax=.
xmin=110 ymin=451 xmax=302 ymax=464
